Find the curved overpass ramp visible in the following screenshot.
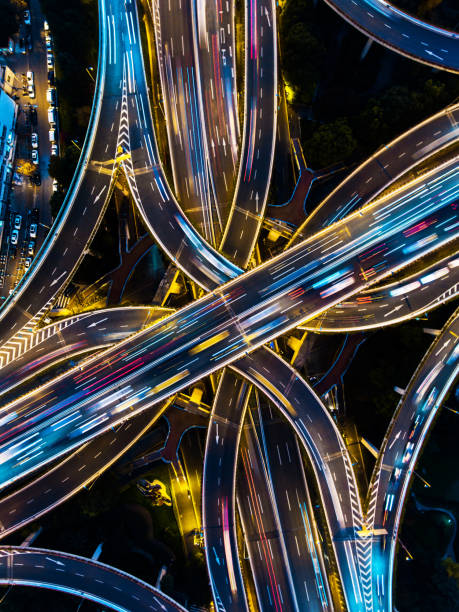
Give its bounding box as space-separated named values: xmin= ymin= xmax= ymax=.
xmin=322 ymin=0 xmax=459 ymax=73
xmin=301 ymin=251 xmax=459 ymax=332
xmin=0 ymin=157 xmax=456 ymax=487
xmin=0 ymin=0 xmax=121 ymax=349
xmin=366 ymin=306 xmax=459 ymax=610
xmin=289 ymin=103 xmax=459 ymax=243
xmin=0 ymin=546 xmax=186 ymax=612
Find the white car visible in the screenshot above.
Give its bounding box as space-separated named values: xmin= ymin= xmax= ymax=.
xmin=45 ymin=35 xmax=52 ymax=49
xmin=49 ymin=129 xmax=56 ymax=142
xmin=51 ymin=143 xmax=58 ymax=156
xmin=10 ymin=230 xmax=19 ymax=245
xmin=44 ymin=20 xmax=49 ymax=31
xmin=24 ymin=257 xmax=32 ymax=269
xmin=24 ymin=10 xmax=31 ymax=25
xmin=46 ymin=88 xmax=55 ymax=104
xmin=48 ymin=108 xmax=56 ymax=125
xmin=31 ymin=133 xmax=38 ymax=149
xmin=47 ymin=54 xmax=53 ymax=68
xmin=52 ymin=179 xmax=58 ymax=192
xmin=28 ymin=242 xmax=34 ymax=256
xmin=29 ymin=223 xmax=37 ymax=238
xmin=14 ymin=214 xmax=22 ymax=230
xmin=26 ymin=70 xmax=34 ymax=85
xmin=28 ymin=84 xmax=35 ymax=99
xmin=31 ymin=149 xmax=39 ymax=165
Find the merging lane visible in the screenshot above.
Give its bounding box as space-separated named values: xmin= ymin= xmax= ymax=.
xmin=0 ymin=547 xmax=186 ymax=611
xmin=366 ymin=306 xmax=459 ymax=611
xmin=290 ymin=103 xmax=459 ymax=243
xmin=0 ymin=157 xmax=456 ymax=491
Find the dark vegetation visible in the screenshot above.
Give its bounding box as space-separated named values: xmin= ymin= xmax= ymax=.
xmin=394 ymin=0 xmax=459 ymax=29
xmin=280 ymin=0 xmax=459 ymax=168
xmin=0 ymin=0 xmax=26 ymax=47
xmin=396 ymin=389 xmax=459 ymax=610
xmin=44 ymin=0 xmax=97 ymax=217
xmin=41 ymin=0 xmax=97 ymax=141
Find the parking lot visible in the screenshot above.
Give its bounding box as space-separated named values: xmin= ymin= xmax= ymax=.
xmin=1 ymin=0 xmax=57 ymax=297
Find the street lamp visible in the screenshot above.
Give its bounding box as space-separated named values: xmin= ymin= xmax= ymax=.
xmin=85 ymin=66 xmax=95 ymax=82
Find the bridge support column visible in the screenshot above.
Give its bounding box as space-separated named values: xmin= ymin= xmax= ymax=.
xmin=360 ymin=37 xmax=373 ymax=60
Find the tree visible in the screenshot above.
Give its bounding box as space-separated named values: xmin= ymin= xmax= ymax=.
xmin=15 ymin=159 xmax=36 ymax=176
xmin=48 ymin=146 xmax=79 ymax=188
xmin=304 ymin=118 xmax=357 ymax=168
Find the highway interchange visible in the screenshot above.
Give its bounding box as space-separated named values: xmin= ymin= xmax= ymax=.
xmin=0 ymin=0 xmax=458 ymax=610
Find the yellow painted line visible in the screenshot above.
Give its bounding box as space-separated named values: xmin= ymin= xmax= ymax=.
xmin=189 ymin=330 xmax=230 ymax=355
xmin=150 ymin=369 xmax=189 ymax=395
xmin=248 ymin=368 xmax=297 ymax=418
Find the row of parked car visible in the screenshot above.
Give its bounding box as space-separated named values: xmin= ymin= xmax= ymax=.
xmin=27 ymin=19 xmax=58 ymax=170
xmin=9 ymin=209 xmax=39 ymax=271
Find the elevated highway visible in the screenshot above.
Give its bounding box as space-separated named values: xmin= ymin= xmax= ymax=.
xmin=366 ymin=306 xmax=459 ymax=610
xmin=289 ymin=103 xmax=459 ymax=243
xmin=0 ymin=0 xmax=122 ymax=349
xmin=0 ymin=156 xmax=456 ymax=490
xmin=0 ymin=546 xmax=186 ymax=611
xmin=322 ymin=0 xmax=459 ymax=73
xmin=301 ymin=251 xmax=459 ymax=332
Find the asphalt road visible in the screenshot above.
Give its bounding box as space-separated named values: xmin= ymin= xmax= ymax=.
xmin=118 ymin=0 xmax=242 ymax=288
xmin=322 ymin=0 xmax=459 ymax=73
xmin=290 ymin=103 xmax=459 ymax=243
xmin=219 ymin=0 xmax=277 ymax=268
xmin=0 ymin=306 xmax=165 ymax=397
xmin=0 ymin=0 xmax=123 ymax=349
xmin=301 ymin=250 xmax=459 ymax=332
xmin=366 ymin=306 xmax=459 ymax=610
xmin=195 ymin=0 xmax=240 ymax=230
xmin=0 ymin=546 xmax=187 ymax=611
xmin=0 ymin=157 xmax=456 ymax=494
xmin=155 ymin=0 xmax=215 ymax=241
xmin=238 ymin=417 xmax=299 ymax=611
xmin=259 ymin=404 xmax=332 ymax=611
xmin=0 ymin=410 xmax=158 ymax=540
xmin=203 ymin=371 xmax=250 ymax=612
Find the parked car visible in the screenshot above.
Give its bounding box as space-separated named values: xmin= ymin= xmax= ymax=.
xmin=31 ymin=132 xmax=38 ymax=149
xmin=29 ymin=223 xmax=37 ymax=238
xmin=31 ymin=208 xmax=39 ymax=222
xmin=26 ymin=70 xmax=34 ymax=85
xmin=10 ymin=229 xmax=19 ymax=245
xmin=47 ymin=53 xmax=53 ymax=68
xmin=44 ymin=20 xmax=49 ymax=31
xmin=46 ymin=88 xmax=55 ymax=104
xmin=24 ymin=257 xmax=32 ymax=269
xmin=31 ymin=149 xmax=39 ymax=164
xmin=24 ymin=10 xmax=31 ymax=25
xmin=47 ymin=70 xmax=54 ymax=86
xmin=28 ymin=242 xmax=35 ymax=256
xmin=27 ymin=84 xmax=35 ymax=99
xmin=48 ymin=108 xmax=56 ymax=126
xmin=52 ymin=178 xmax=58 ymax=192
xmin=14 ymin=215 xmax=21 ymax=230
xmin=48 ymin=129 xmax=55 ymax=142
xmin=51 ymin=143 xmax=58 ymax=156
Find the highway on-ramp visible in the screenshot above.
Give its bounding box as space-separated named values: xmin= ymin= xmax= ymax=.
xmin=0 ymin=546 xmax=186 ymax=611
xmin=0 ymin=0 xmax=123 ymax=349
xmin=0 ymin=157 xmax=456 ymax=491
xmin=322 ymin=0 xmax=459 ymax=73
xmin=366 ymin=306 xmax=459 ymax=611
